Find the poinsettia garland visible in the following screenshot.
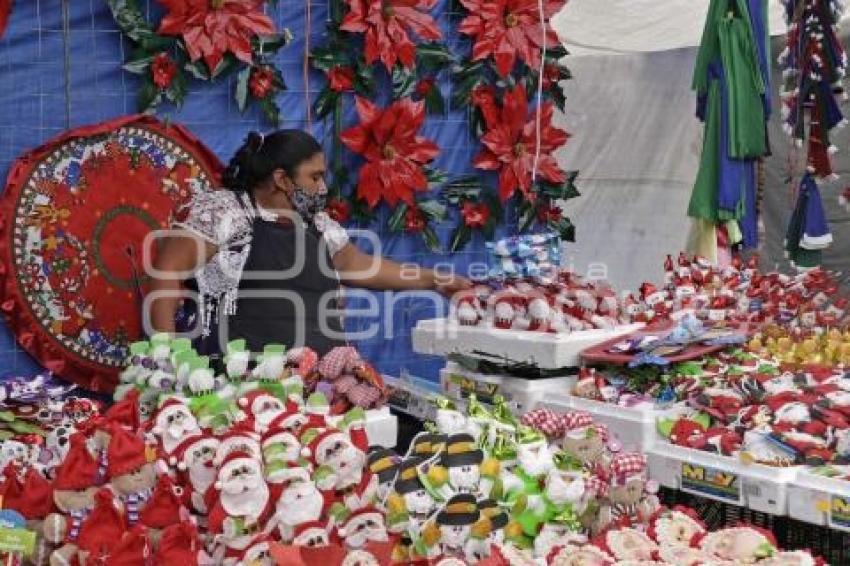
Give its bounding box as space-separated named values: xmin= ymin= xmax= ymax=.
xmin=108 ymin=0 xmax=291 ymax=125
xmin=312 ymin=0 xmax=577 ymax=250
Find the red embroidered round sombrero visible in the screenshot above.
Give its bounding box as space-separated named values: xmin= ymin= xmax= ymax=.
xmin=0 ymin=115 xmax=222 ymax=391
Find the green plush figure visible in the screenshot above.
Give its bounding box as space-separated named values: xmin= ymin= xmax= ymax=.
xmin=224 ymin=339 xmax=251 ymax=383
xmin=501 ymin=430 xmax=557 ymax=539
xmin=185 ymin=356 xmax=237 ymax=433
xmin=251 ymin=344 xmax=288 ymax=399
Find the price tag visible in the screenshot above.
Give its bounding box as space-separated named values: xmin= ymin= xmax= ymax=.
xmin=680 ymin=463 xmax=742 ymax=504
xmin=829 ymin=496 xmax=850 ymax=531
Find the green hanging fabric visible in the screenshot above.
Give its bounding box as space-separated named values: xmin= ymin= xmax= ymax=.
xmin=689 ymin=80 xmax=722 ymax=222
xmin=718 ymin=5 xmax=767 ymax=159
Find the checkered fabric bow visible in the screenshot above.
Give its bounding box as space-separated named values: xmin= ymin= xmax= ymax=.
xmin=521 ymin=408 xmax=568 ymax=438
xmin=317 ymin=347 xmax=360 ymax=380
xmin=287 ymin=347 xmax=318 ymax=377
xmin=610 ymin=452 xmax=646 ymax=484
xmin=562 ymin=410 xmax=594 ymax=434
xmin=584 ymin=474 xmax=609 ymax=499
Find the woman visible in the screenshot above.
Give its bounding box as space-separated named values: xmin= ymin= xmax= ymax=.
xmin=149 ymin=130 xmax=471 ymax=355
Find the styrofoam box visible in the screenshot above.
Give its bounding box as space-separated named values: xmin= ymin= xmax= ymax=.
xmin=439 ymin=361 xmax=576 ymax=415
xmin=788 ymin=469 xmax=850 ymax=531
xmin=364 ymin=407 xmax=398 ymax=449
xmin=647 ymin=443 xmax=800 ymax=516
xmin=538 ymin=394 xmax=682 ymax=454
xmin=412 ymin=318 xmax=644 ymax=369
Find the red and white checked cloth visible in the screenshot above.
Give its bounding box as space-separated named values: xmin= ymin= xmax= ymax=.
xmin=346 ymin=383 xmax=382 ymax=409
xmin=521 ymin=408 xmax=568 ymax=438
xmin=317 ymin=347 xmax=360 ymax=380
xmin=584 ymin=474 xmax=609 ymax=499
xmin=562 ymin=411 xmax=594 ymax=435
xmin=287 ymin=347 xmax=318 ymax=377
xmin=610 ymin=452 xmax=646 ymax=484
xmin=333 ymin=374 xmax=359 ymax=396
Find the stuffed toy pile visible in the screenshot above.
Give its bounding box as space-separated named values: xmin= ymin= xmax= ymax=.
xmin=452 ymin=254 xmax=849 ymax=334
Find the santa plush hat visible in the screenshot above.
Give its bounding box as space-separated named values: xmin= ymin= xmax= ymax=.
xmin=168 ymin=432 xmax=215 ymax=470
xmin=151 ymin=398 xmax=192 ymax=435
xmin=238 ymin=390 xmax=285 ymax=416
xmin=293 ymin=520 xmax=331 ymax=547
xmin=301 ymin=427 xmax=349 ymax=463
xmin=154 ymin=521 xmax=201 ymax=564
xmin=239 ymin=534 xmax=274 ymax=563
xmin=609 ymin=453 xmax=646 ymax=486
xmin=53 ymin=433 xmax=100 ymax=491
xmin=267 ymin=461 xmax=311 ymax=485
xmin=107 ymin=422 xmax=153 ymax=479
xmin=336 ymin=506 xmax=384 ymax=539
xmin=268 ymin=405 xmax=315 ymax=434
xmin=214 ymin=450 xmax=262 ymax=491
xmin=76 ymin=488 xmax=128 ymax=560
xmin=2 ymin=465 xmax=54 ymax=520
xmin=106 ymin=525 xmax=150 ymax=564
xmin=139 ymin=475 xmax=184 ymax=529
xmin=214 ymin=430 xmax=262 ymax=465
xmin=104 ymin=388 xmax=141 ymax=430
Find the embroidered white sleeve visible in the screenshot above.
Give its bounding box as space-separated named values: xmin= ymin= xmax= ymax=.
xmin=173 ymin=190 xmax=251 ymax=247
xmin=314 ymin=212 xmax=350 ymax=256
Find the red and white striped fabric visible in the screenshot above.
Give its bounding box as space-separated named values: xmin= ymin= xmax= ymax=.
xmin=610 ymin=452 xmax=646 ymax=484
xmin=585 ymin=474 xmax=609 ymax=499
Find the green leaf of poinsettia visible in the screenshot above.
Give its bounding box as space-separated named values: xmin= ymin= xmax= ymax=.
xmin=123 ymin=49 xmax=154 ymax=74
xmin=518 ymin=200 xmax=536 ymax=234
xmin=259 ymin=97 xmax=281 ymax=127
xmin=235 ymin=67 xmax=250 ymax=113
xmin=314 ymin=88 xmax=341 ymax=121
xmin=450 ymin=224 xmax=472 ymax=253
xmin=108 ymin=0 xmax=172 ymax=52
xmin=138 ymin=76 xmax=160 ymax=113
xmin=184 ymin=59 xmax=210 ymax=81
xmin=253 ymin=31 xmax=292 ymax=55
xmin=417 ymin=43 xmax=454 ymax=73
xmin=211 ymin=54 xmax=238 ymax=80
xmin=552 ymin=217 xmax=576 ymax=242
xmin=392 ymin=65 xmax=418 ymax=100
xmin=418 ymin=199 xmax=447 ymax=221
xmin=422 ymin=226 xmax=442 ymax=252
xmin=165 ymin=69 xmax=188 ymax=107
xmin=424 ymin=85 xmax=445 ymax=115
xmin=387 ymin=203 xmax=409 ymax=233
xmin=425 ymin=167 xmax=448 ymax=187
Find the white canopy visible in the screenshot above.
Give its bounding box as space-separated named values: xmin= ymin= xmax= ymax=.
xmin=552 ymin=0 xmax=843 ymax=56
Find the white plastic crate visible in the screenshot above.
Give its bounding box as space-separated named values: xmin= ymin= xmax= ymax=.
xmin=537 ymin=394 xmax=682 ymax=453
xmin=647 ymin=443 xmax=800 ymax=516
xmin=788 ymin=468 xmax=850 ymax=531
xmin=439 ymin=361 xmax=576 ymax=415
xmin=412 ymin=318 xmax=643 ymax=369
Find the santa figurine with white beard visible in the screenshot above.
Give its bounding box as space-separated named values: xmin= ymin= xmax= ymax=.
xmin=208 ymin=450 xmax=274 ymax=561
xmin=151 ymin=398 xmax=202 ymax=458
xmin=265 ymin=465 xmax=326 ymax=542
xmin=169 ymin=434 xmax=220 ymax=515
xmin=237 ymin=390 xmax=291 ymax=433
xmin=300 ymin=422 xmax=373 ymax=516
xmin=335 ymin=505 xmax=390 ymax=550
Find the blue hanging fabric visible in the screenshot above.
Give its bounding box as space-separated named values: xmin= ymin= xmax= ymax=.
xmin=799 ymin=174 xmax=833 ymax=250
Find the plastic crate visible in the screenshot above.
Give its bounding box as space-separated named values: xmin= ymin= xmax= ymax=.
xmin=788 ymin=468 xmax=850 ymax=532
xmin=382 ymin=374 xmax=441 ymax=422
xmin=647 ymin=443 xmax=800 ymax=516
xmin=536 ymin=394 xmax=682 ymax=453
xmin=439 ymin=361 xmax=576 ymax=415
xmin=412 ymin=318 xmax=643 ymax=369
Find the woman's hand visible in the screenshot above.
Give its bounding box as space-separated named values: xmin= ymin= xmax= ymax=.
xmin=433 ymin=272 xmax=473 ymax=298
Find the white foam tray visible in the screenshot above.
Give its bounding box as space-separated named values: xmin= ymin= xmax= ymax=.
xmin=788 ymin=468 xmax=850 ymax=531
xmin=538 ymin=394 xmax=682 ymax=454
xmin=440 ymin=361 xmax=577 ymax=415
xmin=647 ymin=442 xmax=800 ymax=516
xmin=364 ymin=407 xmax=399 ymax=449
xmin=412 ymin=318 xmax=643 ymax=369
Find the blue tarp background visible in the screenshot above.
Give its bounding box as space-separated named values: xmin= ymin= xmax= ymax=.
xmin=0 ymin=0 xmax=509 ymax=382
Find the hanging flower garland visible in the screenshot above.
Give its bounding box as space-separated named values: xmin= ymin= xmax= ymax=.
xmin=448 ymin=0 xmax=579 ymax=246
xmin=108 ymin=0 xmax=291 ymax=125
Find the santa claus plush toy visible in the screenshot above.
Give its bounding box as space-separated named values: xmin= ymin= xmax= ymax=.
xmin=151 ymin=397 xmax=202 ymax=458
xmin=215 ymin=428 xmax=263 ymax=466
xmin=262 ymin=425 xmax=308 ymax=484
xmin=238 ymin=390 xmax=290 ymax=433
xmin=104 ymin=422 xmax=157 ymax=527
xmin=336 ymin=505 xmax=389 ymax=549
xmin=268 ymin=464 xmax=324 ymax=542
xmin=237 ymin=534 xmax=276 ymax=566
xmin=292 ymin=519 xmax=332 ymax=548
xmin=208 ymin=450 xmax=274 ymax=557
xmin=301 ymin=423 xmax=371 ymax=511
xmin=169 ymin=433 xmax=220 ymax=514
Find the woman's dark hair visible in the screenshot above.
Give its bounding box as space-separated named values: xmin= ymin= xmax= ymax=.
xmin=222 ymin=129 xmax=322 ymax=192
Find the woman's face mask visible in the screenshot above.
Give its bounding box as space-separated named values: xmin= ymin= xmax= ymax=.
xmin=288 ymin=181 xmax=328 ymax=222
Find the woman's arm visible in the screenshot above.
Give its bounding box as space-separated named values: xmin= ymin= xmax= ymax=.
xmin=148 ymin=232 xmax=218 ymax=334
xmin=332 ymin=243 xmax=472 ymax=297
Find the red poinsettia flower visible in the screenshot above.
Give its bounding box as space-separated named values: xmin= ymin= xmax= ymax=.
xmin=151 ymin=53 xmax=177 ymax=89
xmin=415 ymin=77 xmax=436 ymax=98
xmin=473 ymin=84 xmax=569 ymax=202
xmin=327 ymin=66 xmax=355 ymax=92
xmin=541 ymin=62 xmax=561 ymax=89
xmin=340 ymin=0 xmax=442 ymax=72
xmin=461 ymin=201 xmax=490 ymax=228
xmin=404 ymin=207 xmax=427 ymax=232
xmin=157 ymin=0 xmax=276 ymax=72
xmin=326 ymin=198 xmax=352 ymax=223
xmin=249 ymin=66 xmax=275 ymax=98
xmin=458 ymin=0 xmax=565 ymax=77
xmin=340 ymin=97 xmax=439 ymax=208
xmin=537 ymin=202 xmax=562 ymax=223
